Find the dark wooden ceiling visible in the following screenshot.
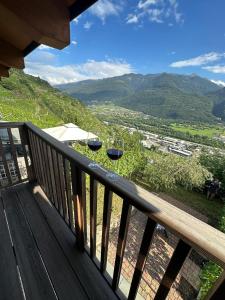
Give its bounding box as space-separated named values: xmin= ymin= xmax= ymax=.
xmin=0 ymin=0 xmax=97 ymax=77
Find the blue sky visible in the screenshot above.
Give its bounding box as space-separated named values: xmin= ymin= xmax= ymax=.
xmin=25 ymin=0 xmax=225 ymax=86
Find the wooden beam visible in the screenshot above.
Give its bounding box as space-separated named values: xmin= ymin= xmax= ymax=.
xmin=0 ymin=3 xmax=40 ymax=51
xmin=0 ymin=65 xmax=9 ymax=77
xmin=69 ymin=0 xmax=98 ymax=20
xmin=0 ymin=0 xmax=70 ymax=49
xmin=0 ymin=39 xmax=24 ymax=68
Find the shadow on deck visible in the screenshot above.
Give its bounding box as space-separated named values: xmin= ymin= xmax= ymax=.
xmin=0 ymin=182 xmax=117 ymax=300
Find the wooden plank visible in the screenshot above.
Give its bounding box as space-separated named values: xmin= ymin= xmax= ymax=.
xmin=40 ymin=140 xmax=51 ymax=199
xmin=31 ymin=183 xmax=118 ymax=300
xmin=71 ymin=163 xmax=86 ymax=250
xmin=63 ymin=158 xmax=74 ymax=231
xmin=38 ymin=138 xmax=49 ymax=196
xmin=28 ymin=131 xmax=41 ymax=184
xmin=128 ymin=218 xmax=156 ymax=300
xmin=90 ymin=176 xmax=97 ymax=259
xmin=2 ymin=189 xmax=56 ymax=300
xmin=57 ymin=153 xmax=68 ymax=223
xmin=100 ymin=187 xmax=112 ymax=273
xmin=7 ymin=128 xmax=21 ymax=182
xmin=112 ymin=199 xmax=131 ymax=290
xmin=0 ymin=3 xmax=40 ymax=51
xmin=19 ymin=126 xmax=32 ymax=180
xmin=41 ymin=140 xmax=52 ymax=200
xmin=16 ymin=184 xmax=88 ymax=300
xmin=0 ymin=0 xmax=70 ymax=49
xmin=154 ymin=239 xmax=191 ymax=300
xmin=33 ymin=134 xmax=44 ymax=187
xmin=0 ymin=197 xmax=24 ymax=300
xmin=0 ymin=39 xmax=24 ymax=68
xmin=47 ymin=145 xmax=57 ymax=208
xmin=51 ymin=148 xmax=62 ymax=213
xmin=0 ymin=122 xmax=25 ymax=128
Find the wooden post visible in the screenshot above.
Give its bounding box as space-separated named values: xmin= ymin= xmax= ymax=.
xmin=71 ymin=162 xmax=86 ymax=251
xmin=100 ymin=187 xmax=112 ymax=273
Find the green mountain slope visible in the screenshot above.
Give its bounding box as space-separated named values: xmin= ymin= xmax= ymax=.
xmin=0 ymin=69 xmax=103 ymax=131
xmin=56 ymin=73 xmax=222 ymax=123
xmin=207 ymin=88 xmax=225 ymax=121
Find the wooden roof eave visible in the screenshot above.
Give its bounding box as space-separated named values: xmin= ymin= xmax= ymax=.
xmin=0 ymin=0 xmax=98 ymax=78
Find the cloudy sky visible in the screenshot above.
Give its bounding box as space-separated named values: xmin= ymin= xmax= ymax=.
xmin=25 ymin=0 xmax=225 ymax=86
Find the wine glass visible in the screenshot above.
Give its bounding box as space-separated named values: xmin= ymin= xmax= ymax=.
xmin=87 ymin=131 xmax=102 ymax=169
xmin=106 ymin=136 xmax=124 ymax=180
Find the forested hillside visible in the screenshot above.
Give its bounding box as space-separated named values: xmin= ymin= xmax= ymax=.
xmin=56 ymin=73 xmax=223 ymax=123
xmin=0 ymin=69 xmax=103 ymax=132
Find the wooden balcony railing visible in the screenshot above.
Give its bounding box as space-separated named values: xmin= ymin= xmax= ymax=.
xmin=0 ymin=121 xmax=225 ymax=299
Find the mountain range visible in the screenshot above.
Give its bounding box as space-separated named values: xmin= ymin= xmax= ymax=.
xmin=56 ymin=73 xmax=225 ymax=123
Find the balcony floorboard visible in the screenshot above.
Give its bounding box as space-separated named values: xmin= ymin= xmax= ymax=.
xmin=1 ymin=182 xmax=117 ymax=300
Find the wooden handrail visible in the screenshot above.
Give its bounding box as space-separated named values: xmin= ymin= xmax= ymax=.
xmin=24 ymin=122 xmax=225 ymax=268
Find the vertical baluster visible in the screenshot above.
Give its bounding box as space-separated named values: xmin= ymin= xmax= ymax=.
xmin=47 ymin=145 xmax=57 ymax=207
xmin=128 ymin=218 xmax=156 ymax=300
xmin=154 ymin=239 xmax=191 ymax=300
xmin=39 ymin=139 xmax=50 ymax=198
xmin=35 ymin=135 xmax=45 ymax=189
xmin=7 ymin=128 xmax=21 ymax=182
xmin=112 ymin=199 xmax=131 ymax=291
xmin=19 ymin=126 xmax=31 ymax=181
xmin=27 ymin=130 xmax=38 ymax=182
xmin=57 ymin=153 xmax=68 ymax=223
xmin=51 ymin=148 xmax=61 ymax=212
xmin=71 ymin=163 xmax=86 ymax=251
xmin=30 ymin=132 xmax=42 ymax=185
xmin=90 ymin=176 xmax=97 ymax=259
xmin=34 ymin=134 xmax=44 ymax=186
xmin=100 ymin=187 xmax=113 ymax=273
xmin=0 ymin=137 xmax=12 ymax=185
xmin=43 ymin=141 xmax=53 ymax=202
xmin=63 ymin=158 xmax=74 ymax=230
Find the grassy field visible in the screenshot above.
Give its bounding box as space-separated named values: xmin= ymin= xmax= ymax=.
xmin=167 ymin=187 xmax=223 ymax=225
xmin=171 ymin=123 xmax=225 ymax=138
xmin=136 ymin=178 xmax=223 ymax=226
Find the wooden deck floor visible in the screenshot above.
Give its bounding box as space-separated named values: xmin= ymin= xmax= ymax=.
xmin=0 ymin=183 xmax=117 ymax=300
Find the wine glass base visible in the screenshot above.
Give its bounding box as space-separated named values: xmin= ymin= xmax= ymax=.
xmin=106 ymin=172 xmax=119 ymax=181
xmin=88 ymin=162 xmax=100 ymax=169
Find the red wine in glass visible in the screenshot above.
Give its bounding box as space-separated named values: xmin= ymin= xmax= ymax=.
xmin=106 ymin=137 xmax=124 ymax=180
xmin=87 ymin=132 xmax=102 ymax=169
xmin=88 ymin=140 xmax=102 ymax=152
xmin=107 ymin=148 xmax=123 ymax=160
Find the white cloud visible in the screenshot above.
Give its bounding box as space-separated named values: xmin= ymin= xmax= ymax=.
xmin=71 ymin=40 xmax=78 ymax=46
xmin=138 ymin=0 xmax=159 ymax=9
xmin=84 ymin=21 xmax=93 ymax=30
xmin=90 ymin=0 xmax=122 ymax=23
xmin=130 ymin=0 xmax=183 ymax=25
xmin=126 ymin=14 xmax=139 ymax=24
xmin=39 ymin=45 xmax=52 ymax=50
xmin=148 ymin=8 xmax=164 ymax=23
xmin=170 ymin=52 xmax=225 ymax=68
xmin=24 ymin=59 xmax=134 ymax=85
xmin=211 ymin=79 xmax=225 ymax=87
xmin=26 ymin=50 xmax=56 ymax=64
xmin=73 ymin=16 xmax=81 ymax=24
xmin=203 ymin=65 xmax=225 ymax=74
